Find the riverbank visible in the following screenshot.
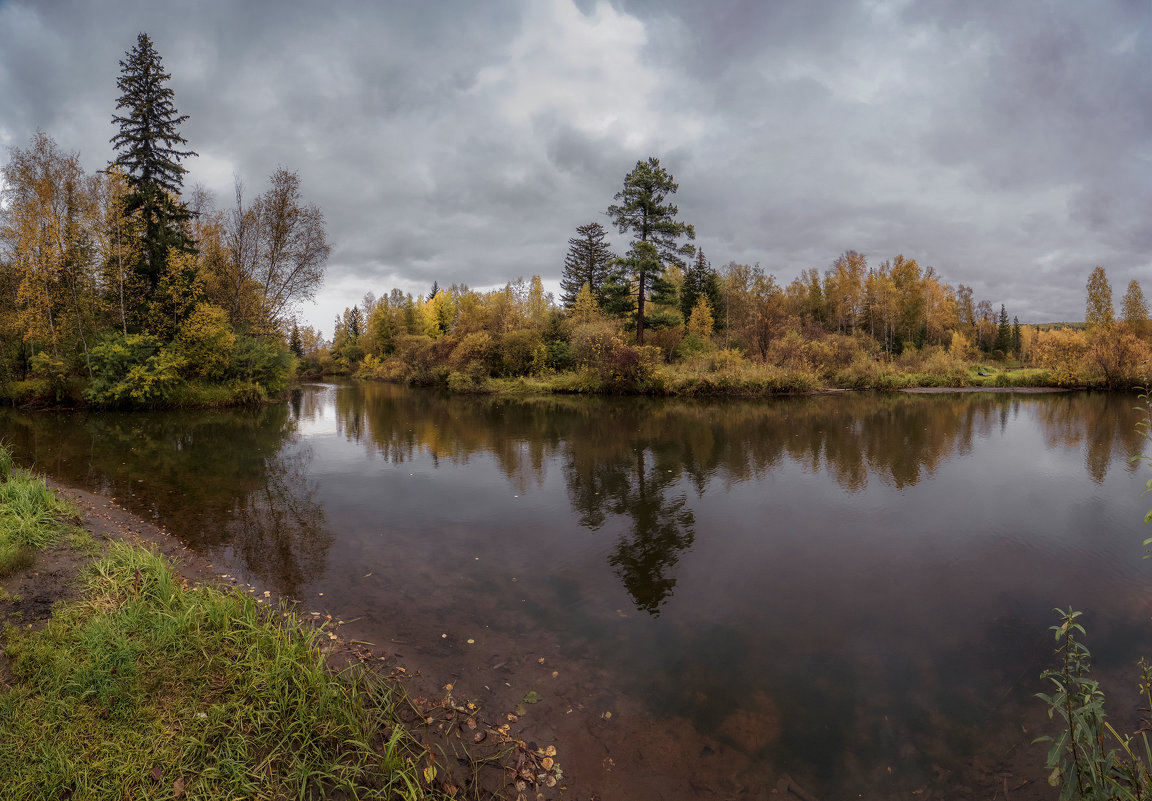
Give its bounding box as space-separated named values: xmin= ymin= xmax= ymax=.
xmin=347 ymin=361 xmax=1077 ymax=398
xmin=0 ymin=452 xmax=562 ymax=800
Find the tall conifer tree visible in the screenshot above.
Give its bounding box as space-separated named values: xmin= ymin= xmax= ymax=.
xmin=607 ymin=157 xmax=695 ymax=343
xmin=560 ymin=222 xmax=614 ymax=308
xmin=110 ymin=32 xmax=197 ymax=305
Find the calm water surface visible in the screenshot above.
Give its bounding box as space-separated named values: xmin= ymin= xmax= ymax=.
xmin=3 ymin=385 xmax=1150 ymax=799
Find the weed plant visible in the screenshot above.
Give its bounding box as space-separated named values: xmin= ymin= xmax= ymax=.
xmin=1037 ymin=609 xmax=1152 ymax=800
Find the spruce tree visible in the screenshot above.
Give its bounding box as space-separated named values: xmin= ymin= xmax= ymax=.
xmin=995 ymin=304 xmax=1011 ymax=354
xmin=680 ymin=248 xmax=723 ymax=326
xmin=607 ymin=157 xmax=695 ymax=343
xmin=560 ymin=222 xmax=614 ymax=307
xmin=289 ymin=324 xmax=304 ymax=357
xmin=110 ymin=33 xmax=196 ymax=300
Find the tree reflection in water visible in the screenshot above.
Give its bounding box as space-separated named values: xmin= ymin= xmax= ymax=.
xmin=570 ymin=447 xmax=695 ymax=616
xmin=0 ymin=402 xmax=328 ymax=596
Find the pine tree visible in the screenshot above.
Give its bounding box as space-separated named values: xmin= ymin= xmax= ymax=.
xmin=1012 ymin=315 xmax=1022 ymax=357
xmin=289 ymin=324 xmax=303 ymax=357
xmin=606 ymin=157 xmax=695 ymax=344
xmin=680 ymin=249 xmax=723 ymax=326
xmin=110 ymin=32 xmax=197 ymax=304
xmin=994 ymin=304 xmax=1011 ymax=355
xmin=560 ymin=222 xmax=614 ymax=307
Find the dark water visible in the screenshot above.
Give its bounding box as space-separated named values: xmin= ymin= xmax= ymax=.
xmin=3 ymin=384 xmax=1150 ymax=799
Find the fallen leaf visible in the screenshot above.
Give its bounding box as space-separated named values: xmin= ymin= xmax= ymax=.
xmin=151 ymin=766 xmax=163 ymax=782
xmin=544 ymin=745 xmax=556 ymax=756
xmin=541 ymin=757 xmax=554 ymax=770
xmin=523 ymin=690 xmax=542 ymax=704
xmin=172 ymin=777 xmax=185 ymax=797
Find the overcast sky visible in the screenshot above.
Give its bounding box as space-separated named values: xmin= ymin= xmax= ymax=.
xmin=1 ymin=0 xmax=1149 ymax=331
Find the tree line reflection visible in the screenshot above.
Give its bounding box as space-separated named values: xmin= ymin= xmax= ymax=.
xmin=326 ymin=384 xmax=1147 ymax=614
xmin=0 ymin=387 xmax=1143 ymax=614
xmin=0 ymin=403 xmax=328 ymax=596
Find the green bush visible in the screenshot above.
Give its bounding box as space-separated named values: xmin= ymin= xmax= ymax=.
xmin=674 ymin=332 xmax=712 ymax=361
xmin=228 ymin=336 xmax=292 ymax=396
xmin=85 ymin=333 xmax=185 ymax=408
xmin=545 ymin=339 xmax=573 ymax=372
xmin=0 ymin=379 xmax=54 ymax=406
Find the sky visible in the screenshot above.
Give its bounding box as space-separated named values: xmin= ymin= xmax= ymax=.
xmin=1 ymin=0 xmax=1149 ymax=332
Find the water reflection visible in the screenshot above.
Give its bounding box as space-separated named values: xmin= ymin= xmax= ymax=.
xmin=0 ymin=404 xmax=328 ymax=595
xmin=2 ymin=386 xmax=1148 ymax=798
xmin=571 ymin=448 xmax=696 ymax=616
xmin=322 ymin=387 xmax=1145 ymax=615
xmin=1036 ymin=393 xmax=1146 ymax=483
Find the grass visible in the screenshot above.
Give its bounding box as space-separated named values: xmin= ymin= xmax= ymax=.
xmin=0 ymin=443 xmax=448 ymax=800
xmin=0 ymin=450 xmax=78 ymax=577
xmin=0 ymin=543 xmax=441 ymax=800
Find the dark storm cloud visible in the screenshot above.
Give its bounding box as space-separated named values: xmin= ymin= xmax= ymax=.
xmin=1 ymin=0 xmax=1148 ymax=329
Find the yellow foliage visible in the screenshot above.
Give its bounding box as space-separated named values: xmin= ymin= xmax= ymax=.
xmin=569 ymin=282 xmax=602 ymax=325
xmin=948 ymin=330 xmax=973 ymax=360
xmin=1032 ymin=327 xmax=1089 ymax=386
xmin=687 ymin=296 xmax=715 ymax=339
xmin=176 ymin=303 xmax=235 ymax=380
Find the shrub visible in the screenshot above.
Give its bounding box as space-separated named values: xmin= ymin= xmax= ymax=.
xmin=229 ymin=336 xmax=292 ymax=396
xmin=446 ymin=362 xmax=491 ymax=393
xmin=450 ymin=332 xmax=496 ymax=374
xmin=175 ymin=304 xmax=235 ymax=380
xmin=1085 ymin=327 xmax=1152 ymax=390
xmin=497 ymin=329 xmax=546 ymax=377
xmin=648 ymin=326 xmax=686 ymax=363
xmin=674 ymin=332 xmax=712 ymax=361
xmin=570 ymin=321 xmax=623 ymax=369
xmin=600 ymin=344 xmax=661 ymax=392
xmin=545 ymin=339 xmax=573 ymax=372
xmin=85 ymin=333 xmax=185 ymax=408
xmin=1032 ymin=328 xmax=1089 ymax=386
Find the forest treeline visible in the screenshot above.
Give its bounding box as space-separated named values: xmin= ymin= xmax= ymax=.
xmin=311 ymin=158 xmax=1152 ymax=395
xmin=4 ymin=37 xmax=1149 ymax=406
xmin=0 ymin=34 xmax=327 ymax=407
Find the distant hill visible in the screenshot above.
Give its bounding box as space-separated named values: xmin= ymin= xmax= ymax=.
xmin=1031 ymin=322 xmax=1087 ymax=331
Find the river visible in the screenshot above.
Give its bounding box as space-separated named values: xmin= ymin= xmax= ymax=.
xmin=2 ymin=384 xmax=1149 ymax=799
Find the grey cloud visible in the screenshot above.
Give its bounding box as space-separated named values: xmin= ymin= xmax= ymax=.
xmin=0 ymin=0 xmax=1148 ymax=328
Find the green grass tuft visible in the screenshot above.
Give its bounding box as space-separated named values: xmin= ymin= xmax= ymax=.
xmin=0 ymin=541 xmax=443 ymax=799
